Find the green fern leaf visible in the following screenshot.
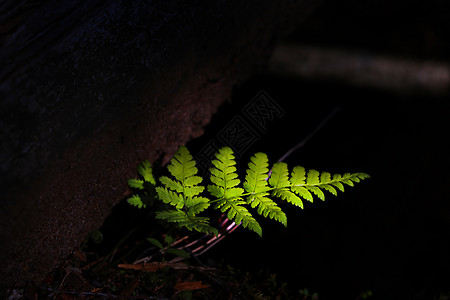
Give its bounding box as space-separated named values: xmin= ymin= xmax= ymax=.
xmin=342 ymin=172 xmax=370 ymax=188
xmin=224 ymin=187 xmax=245 ymax=199
xmin=158 ymin=146 xmax=207 ymax=207
xmin=127 ymin=194 xmax=146 ymax=208
xmin=320 ymin=171 xmax=332 ymax=183
xmin=208 ymin=147 xmax=241 ymax=194
xmin=210 ymin=147 xmax=240 ymax=187
xmin=207 ymin=184 xmax=224 ymax=198
xmin=184 ymin=175 xmax=203 ymax=187
xmin=128 ymin=145 xmax=370 ymax=238
xmin=156 ymin=210 xmax=218 ymax=236
xmin=307 ymin=186 xmax=325 ymax=201
xmin=184 ymin=185 xmax=205 ymax=198
xmin=244 ymin=153 xmax=286 ymax=225
xmin=154 ymin=146 xmax=217 ymax=235
xmin=290 ymin=166 xmax=306 ymax=185
xmin=137 ymin=160 xmax=156 ymax=184
xmin=329 ymin=174 xmax=345 ymax=191
xmin=127 ymin=160 xmax=155 ymax=190
xmin=273 ymin=188 xmax=304 ymax=208
xmin=155 ymin=187 xmax=184 ymax=209
xmin=127 ymin=178 xmax=144 ymax=190
xmin=159 ymin=176 xmax=183 ymax=192
xmin=127 ymin=160 xmax=157 ymax=210
xmin=306 ymin=169 xmax=320 ymax=185
xmin=357 ymin=173 xmax=371 ymax=180
xmin=305 ymin=169 xmax=325 ymax=200
xmin=318 ymin=172 xmax=337 ymax=196
xmin=291 ymin=167 xmax=370 ymax=202
xmin=320 ymin=184 xmax=337 ymax=196
xmin=268 ymin=162 xmax=290 ymax=188
xmin=341 ymin=173 xmax=355 ymax=187
xmin=155 ymin=210 xmax=186 ymax=222
xmin=186 ymin=196 xmax=210 ymax=215
xmin=208 ymin=147 xmax=262 ymax=236
xmin=291 ymin=186 xmax=314 ymax=202
xmin=223 ymin=201 xmax=262 ymax=236
xmin=244 ymin=152 xmax=270 ymax=194
xmin=167 ymin=146 xmax=198 ymax=182
xmin=251 ymin=195 xmax=287 ymax=226
xmin=286 ymin=165 xmax=312 ymax=202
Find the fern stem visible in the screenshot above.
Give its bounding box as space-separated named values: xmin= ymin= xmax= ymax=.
xmin=208 ymin=173 xmax=365 ymax=204
xmin=276 ymin=107 xmax=340 ymax=162
xmin=208 ymin=186 xmax=310 ymax=204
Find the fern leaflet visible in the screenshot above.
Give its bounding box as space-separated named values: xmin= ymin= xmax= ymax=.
xmin=208 ymin=147 xmax=262 ymax=236
xmin=244 ymin=153 xmax=287 ymax=226
xmin=127 ymin=160 xmax=156 ymax=208
xmin=269 ymin=162 xmax=304 ymax=208
xmin=155 ymin=146 xmax=217 ymax=235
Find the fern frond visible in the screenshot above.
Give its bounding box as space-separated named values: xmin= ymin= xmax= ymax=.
xmin=128 ymin=160 xmax=156 ymax=190
xmin=318 ymin=172 xmax=337 ymax=196
xmin=305 ymin=169 xmax=326 ymax=199
xmin=128 ymin=145 xmax=370 ymax=238
xmin=244 ymin=152 xmax=270 ymax=194
xmin=208 ymin=147 xmax=242 ymax=198
xmin=250 ymin=195 xmax=287 ymax=226
xmin=267 ymin=163 xmax=304 ymax=208
xmin=127 ymin=160 xmax=157 ymax=208
xmin=273 ymin=189 xmax=304 ymax=208
xmin=127 ymin=178 xmax=144 ymax=190
xmin=127 ymin=192 xmax=154 ymax=209
xmin=156 ymin=210 xmax=218 ymax=236
xmin=208 ymin=147 xmax=262 ymax=236
xmin=288 ymin=166 xmax=370 ymax=202
xmin=244 ymin=153 xmax=287 ymax=226
xmin=228 ymin=203 xmax=262 ymax=236
xmin=167 ymin=146 xmax=202 ymax=186
xmin=185 ymin=196 xmax=210 ymax=215
xmin=127 ymin=160 xmax=153 ymax=203
xmin=154 ymin=146 xmax=216 ymax=235
xmin=158 ymin=146 xmax=206 ymax=207
xmin=127 ymin=194 xmax=146 ymax=208
xmin=290 ymin=165 xmax=306 ymax=185
xmin=155 ymin=187 xmax=184 ymax=209
xmin=209 ymin=147 xmax=241 ymax=192
xmin=268 ymin=162 xmax=290 ymax=189
xmin=159 ymin=176 xmax=183 ymax=192
xmin=137 ymin=160 xmax=156 ymax=184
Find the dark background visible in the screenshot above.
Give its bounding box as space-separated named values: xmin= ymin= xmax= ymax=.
xmin=185 ymin=1 xmax=450 ymax=299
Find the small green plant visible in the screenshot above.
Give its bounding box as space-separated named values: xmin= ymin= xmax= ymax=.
xmin=128 ymin=146 xmax=369 ymax=236
xmin=147 ymin=234 xmax=191 ymax=261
